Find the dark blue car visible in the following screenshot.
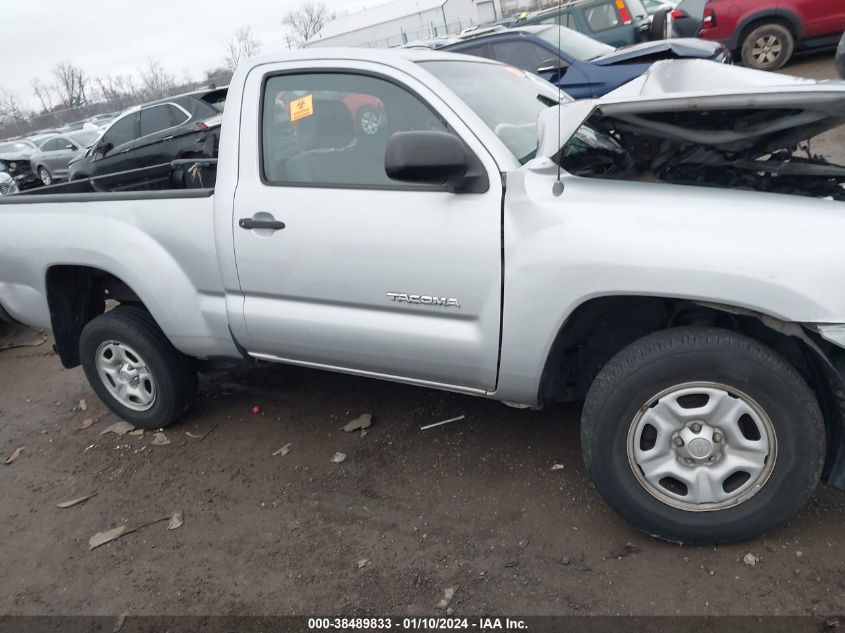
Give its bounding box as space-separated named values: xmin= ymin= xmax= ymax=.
xmin=441 ymin=25 xmax=731 ymax=99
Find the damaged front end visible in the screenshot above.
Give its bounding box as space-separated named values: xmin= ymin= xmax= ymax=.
xmin=539 ymin=60 xmax=845 ymax=201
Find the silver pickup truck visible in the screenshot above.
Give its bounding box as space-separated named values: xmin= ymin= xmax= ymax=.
xmin=2 ymin=50 xmax=845 ymax=544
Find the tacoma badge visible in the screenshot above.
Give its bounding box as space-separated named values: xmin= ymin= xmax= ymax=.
xmin=386 ymin=292 xmax=461 ymax=308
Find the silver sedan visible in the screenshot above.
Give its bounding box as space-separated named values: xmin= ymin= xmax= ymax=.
xmin=29 ymin=130 xmax=100 ymax=185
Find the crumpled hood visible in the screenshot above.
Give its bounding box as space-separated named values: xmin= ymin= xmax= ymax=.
xmin=0 ymin=151 xmax=32 ymax=162
xmin=591 ymin=38 xmax=725 ymax=65
xmin=535 ymin=59 xmax=845 ymax=160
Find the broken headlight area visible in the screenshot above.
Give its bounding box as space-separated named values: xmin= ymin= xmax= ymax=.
xmin=558 ymin=107 xmax=845 ymax=200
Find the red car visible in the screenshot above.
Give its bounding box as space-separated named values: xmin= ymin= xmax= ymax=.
xmin=698 ymin=0 xmax=845 ymax=70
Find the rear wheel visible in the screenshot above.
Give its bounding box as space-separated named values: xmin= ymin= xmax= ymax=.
xmin=79 ymin=306 xmax=197 ymax=429
xmin=581 ymin=327 xmax=825 ymax=544
xmin=649 ymin=8 xmax=671 ymax=40
xmin=741 ymin=23 xmax=794 ymax=70
xmin=38 ymin=167 xmax=52 ymax=186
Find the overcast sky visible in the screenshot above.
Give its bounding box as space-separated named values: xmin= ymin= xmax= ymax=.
xmin=0 ymin=0 xmax=385 ymax=109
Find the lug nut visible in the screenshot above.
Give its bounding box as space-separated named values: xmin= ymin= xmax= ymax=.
xmin=673 ymin=437 xmax=684 ymax=447
xmin=708 ymin=455 xmax=717 ymax=462
xmin=713 ymin=432 xmax=722 ymax=443
xmin=691 ymin=423 xmax=702 ymax=433
xmin=683 ymin=458 xmax=694 ymax=465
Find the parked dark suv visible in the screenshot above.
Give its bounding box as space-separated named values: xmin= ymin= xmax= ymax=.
xmin=68 ymin=87 xmax=227 ymax=181
xmin=441 ymin=25 xmax=729 ymax=99
xmin=520 ymin=0 xmax=651 ymax=47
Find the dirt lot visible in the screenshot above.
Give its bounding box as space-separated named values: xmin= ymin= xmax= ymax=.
xmin=2 ymin=55 xmax=845 ymax=621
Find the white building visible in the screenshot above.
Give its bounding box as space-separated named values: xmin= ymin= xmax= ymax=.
xmin=305 ymin=0 xmax=503 ymax=49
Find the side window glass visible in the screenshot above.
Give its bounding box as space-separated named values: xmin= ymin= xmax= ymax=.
xmin=166 ymin=104 xmax=190 ymax=126
xmin=261 ymin=73 xmax=448 ymax=187
xmin=456 ymin=43 xmax=495 ymax=60
xmin=491 ymin=41 xmax=545 ymax=71
xmin=141 ymin=106 xmax=175 ymax=137
xmin=42 ymin=139 xmax=60 ymax=152
xmin=541 ymin=12 xmax=574 ymax=27
xmin=104 ymin=113 xmax=140 ymax=147
xmin=585 ymin=3 xmax=620 ymax=31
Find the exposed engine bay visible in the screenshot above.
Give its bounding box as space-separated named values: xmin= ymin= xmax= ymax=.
xmin=558 ymin=106 xmax=845 ymax=200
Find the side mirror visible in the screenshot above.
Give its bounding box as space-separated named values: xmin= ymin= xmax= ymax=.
xmin=385 ymin=131 xmax=470 ymax=190
xmin=66 ymin=144 xmax=76 ymax=151
xmin=97 ymin=141 xmax=113 ymax=155
xmin=537 ymin=58 xmax=568 ymax=74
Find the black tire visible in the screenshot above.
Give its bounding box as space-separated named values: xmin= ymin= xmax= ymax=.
xmin=741 ymin=23 xmax=794 ymax=70
xmin=581 ymin=326 xmax=825 ymax=544
xmin=649 ymin=8 xmax=670 ymax=41
xmin=79 ymin=306 xmax=197 ymax=429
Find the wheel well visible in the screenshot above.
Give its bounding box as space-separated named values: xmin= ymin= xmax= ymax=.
xmin=45 ymin=265 xmax=145 ymax=368
xmin=539 ymin=295 xmax=843 ymax=479
xmin=737 ymin=12 xmax=800 ymax=49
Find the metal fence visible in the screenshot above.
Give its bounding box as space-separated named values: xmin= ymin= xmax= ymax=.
xmin=360 ymin=19 xmax=478 ymax=48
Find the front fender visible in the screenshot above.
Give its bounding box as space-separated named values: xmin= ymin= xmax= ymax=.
xmin=495 ymin=167 xmax=845 ymax=403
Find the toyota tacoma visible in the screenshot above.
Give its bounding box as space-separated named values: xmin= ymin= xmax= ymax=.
xmin=2 ymin=50 xmax=845 ymax=544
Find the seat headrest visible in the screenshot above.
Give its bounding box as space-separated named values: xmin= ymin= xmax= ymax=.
xmin=296 ymin=99 xmax=355 ymax=151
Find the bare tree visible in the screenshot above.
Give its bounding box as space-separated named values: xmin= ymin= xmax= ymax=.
xmin=139 ymin=59 xmax=176 ymax=100
xmin=52 ymin=61 xmax=88 ymax=108
xmin=30 ymin=79 xmax=55 ymax=113
xmin=93 ymin=74 xmax=137 ymax=105
xmin=283 ymin=1 xmax=336 ymax=46
xmin=225 ymin=27 xmax=263 ymax=71
xmin=0 ymin=88 xmax=28 ymax=125
xmin=203 ymin=66 xmax=234 ymax=88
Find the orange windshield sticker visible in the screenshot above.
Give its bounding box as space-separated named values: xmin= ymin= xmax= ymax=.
xmin=290 ymin=94 xmax=314 ymax=122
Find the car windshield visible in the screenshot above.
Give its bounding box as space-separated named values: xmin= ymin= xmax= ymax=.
xmin=0 ymin=141 xmax=34 ymax=154
xmin=419 ymin=60 xmax=567 ymax=164
xmin=69 ymin=131 xmax=100 ymax=147
xmin=535 ymin=25 xmax=616 ymax=61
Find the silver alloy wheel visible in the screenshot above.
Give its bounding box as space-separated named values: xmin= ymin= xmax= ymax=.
xmin=627 ymin=382 xmax=777 ymax=511
xmin=95 ymin=340 xmax=157 ymax=412
xmin=751 ymin=34 xmax=783 ymax=66
xmin=360 ymin=110 xmax=382 ymax=135
xmin=39 ymin=167 xmax=51 ymax=186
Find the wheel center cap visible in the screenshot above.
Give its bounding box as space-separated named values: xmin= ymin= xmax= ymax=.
xmin=687 ymin=437 xmax=712 ymax=459
xmin=119 ymin=366 xmax=135 ymax=382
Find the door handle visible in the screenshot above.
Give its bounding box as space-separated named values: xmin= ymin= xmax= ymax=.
xmin=120 ymin=148 xmax=131 ymax=154
xmin=239 ymin=218 xmax=286 ymax=231
xmin=162 ymin=135 xmax=174 ymax=141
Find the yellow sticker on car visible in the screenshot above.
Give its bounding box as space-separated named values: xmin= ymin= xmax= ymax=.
xmin=290 ymin=94 xmax=314 ymax=122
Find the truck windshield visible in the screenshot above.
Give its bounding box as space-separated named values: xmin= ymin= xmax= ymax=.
xmin=418 ymin=60 xmax=567 ymax=164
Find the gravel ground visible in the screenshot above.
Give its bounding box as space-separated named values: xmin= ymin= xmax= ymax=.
xmin=1 ymin=54 xmax=845 ymax=620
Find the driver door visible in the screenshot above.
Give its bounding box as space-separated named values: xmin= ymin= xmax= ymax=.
xmin=230 ymin=62 xmax=504 ymax=392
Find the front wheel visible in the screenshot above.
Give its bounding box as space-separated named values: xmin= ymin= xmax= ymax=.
xmin=79 ymin=306 xmax=197 ymax=429
xmin=581 ymin=327 xmax=825 ymax=544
